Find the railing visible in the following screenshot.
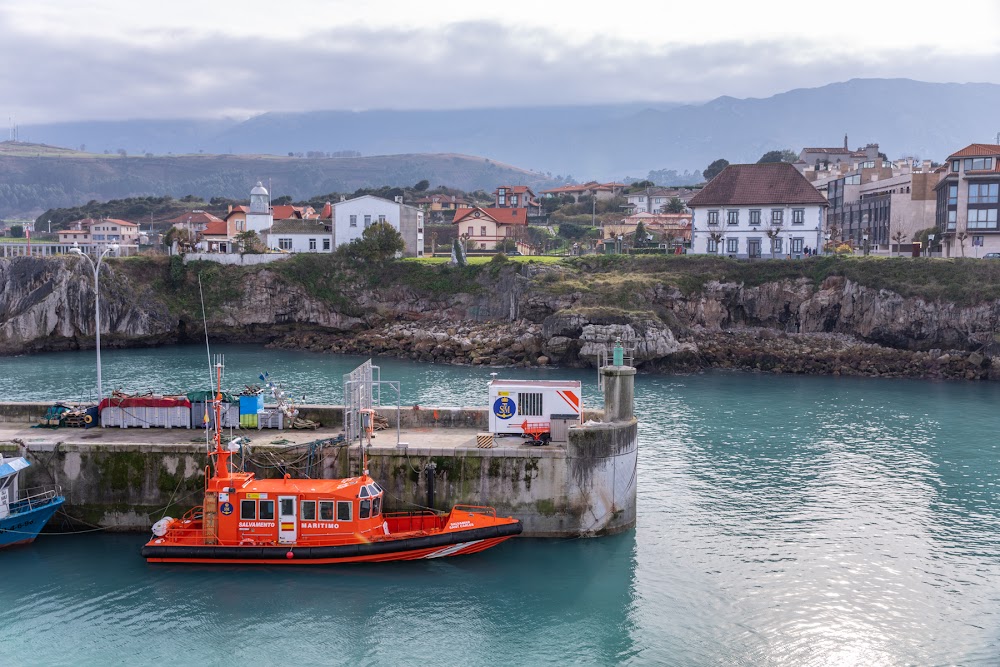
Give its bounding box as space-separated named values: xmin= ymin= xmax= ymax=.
xmin=8 ymin=486 xmax=61 ymax=513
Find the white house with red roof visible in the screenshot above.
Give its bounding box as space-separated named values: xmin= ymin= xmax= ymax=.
xmin=57 ymin=218 xmax=140 ymax=248
xmin=453 ymin=206 xmax=531 ymax=253
xmin=541 ymin=181 xmax=625 ymax=202
xmin=688 ymin=163 xmax=828 ymax=258
xmin=166 ymin=210 xmax=224 ymax=235
xmin=493 ymin=185 xmax=542 ymax=216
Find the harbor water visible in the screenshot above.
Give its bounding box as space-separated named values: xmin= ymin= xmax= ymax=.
xmin=2 ymin=345 xmax=1000 ymax=665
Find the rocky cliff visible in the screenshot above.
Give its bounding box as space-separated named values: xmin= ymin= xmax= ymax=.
xmin=2 ymin=254 xmax=999 ymax=380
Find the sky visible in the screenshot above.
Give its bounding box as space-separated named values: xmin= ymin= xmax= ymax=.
xmin=3 ymin=0 xmax=1000 ymax=123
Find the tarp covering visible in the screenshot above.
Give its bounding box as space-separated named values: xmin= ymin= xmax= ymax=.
xmin=186 ymin=391 xmax=236 ymax=404
xmin=0 ymin=457 xmax=30 ymax=480
xmin=99 ymin=396 xmax=192 ymax=410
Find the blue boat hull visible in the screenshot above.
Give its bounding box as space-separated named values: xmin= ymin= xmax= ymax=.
xmin=0 ymin=497 xmax=65 ymax=549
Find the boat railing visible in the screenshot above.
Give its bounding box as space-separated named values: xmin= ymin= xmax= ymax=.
xmin=451 ymin=505 xmax=497 ymax=519
xmin=9 ymin=486 xmax=62 ymax=513
xmin=383 ymin=510 xmax=442 ymax=533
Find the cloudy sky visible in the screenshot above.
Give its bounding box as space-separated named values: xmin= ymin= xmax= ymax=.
xmin=3 ymin=0 xmax=1000 ymax=123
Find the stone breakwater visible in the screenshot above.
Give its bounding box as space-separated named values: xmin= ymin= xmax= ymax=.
xmin=269 ymin=320 xmax=997 ymax=381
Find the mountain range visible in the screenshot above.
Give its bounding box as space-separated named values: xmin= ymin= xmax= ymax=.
xmin=16 ymin=79 xmax=1000 ymax=180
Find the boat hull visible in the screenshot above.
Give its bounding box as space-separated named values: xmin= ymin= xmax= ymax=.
xmin=0 ymin=496 xmax=65 ymax=549
xmin=142 ymin=521 xmax=522 ymax=564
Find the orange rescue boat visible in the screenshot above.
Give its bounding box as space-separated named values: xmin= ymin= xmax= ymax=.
xmin=142 ymin=364 xmax=521 ymax=565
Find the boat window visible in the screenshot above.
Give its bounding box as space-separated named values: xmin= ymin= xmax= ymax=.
xmin=372 ymin=496 xmax=381 ymax=517
xmin=301 ymin=500 xmax=316 ymax=521
xmin=359 ymin=486 xmax=369 ymax=498
xmin=337 ymin=500 xmax=352 ymax=522
xmin=319 ymin=501 xmax=334 ymax=521
xmin=360 ymin=499 xmax=371 ymax=520
xmin=259 ymin=500 xmax=275 ymax=521
xmin=280 ymin=498 xmax=295 ymax=516
xmin=373 ymin=482 xmax=383 ymax=494
xmin=240 ymin=500 xmax=256 ymax=520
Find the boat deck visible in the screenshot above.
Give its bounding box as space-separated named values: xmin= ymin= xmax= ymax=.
xmin=0 ymin=423 xmax=565 ymax=457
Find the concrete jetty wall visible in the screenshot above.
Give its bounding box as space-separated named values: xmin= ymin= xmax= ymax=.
xmin=0 ymin=370 xmax=637 ymax=537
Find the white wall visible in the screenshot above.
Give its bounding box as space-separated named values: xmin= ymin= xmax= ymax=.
xmin=333 ymin=196 xmax=401 ymax=247
xmin=690 ymin=204 xmax=825 ymax=257
xmin=265 ymin=233 xmax=333 ymax=253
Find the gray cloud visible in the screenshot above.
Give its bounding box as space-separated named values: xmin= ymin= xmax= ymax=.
xmin=2 ymin=16 xmax=999 ymax=122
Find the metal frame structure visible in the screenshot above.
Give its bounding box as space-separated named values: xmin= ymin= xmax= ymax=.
xmin=343 ymin=360 xmax=401 ymax=447
xmin=597 ymin=335 xmax=637 ymax=390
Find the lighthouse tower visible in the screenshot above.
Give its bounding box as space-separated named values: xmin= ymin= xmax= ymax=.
xmin=245 ymin=181 xmax=273 ymax=233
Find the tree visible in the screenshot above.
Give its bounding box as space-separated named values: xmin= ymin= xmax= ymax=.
xmin=956 ymin=231 xmax=969 ymax=258
xmin=891 ymin=230 xmax=906 ymax=257
xmin=664 ymin=196 xmax=686 ymax=214
xmin=234 ymin=230 xmax=264 ymax=254
xmin=627 ymin=180 xmax=655 ymax=192
xmin=704 ymin=159 xmax=729 ymax=181
xmin=272 ymin=195 xmax=293 ymax=205
xmin=633 ymin=221 xmax=648 ymax=248
xmin=413 ymin=180 xmax=430 ymax=192
xmin=10 ymin=225 xmax=24 ymax=238
xmin=347 ymin=221 xmax=405 ymax=262
xmin=764 ymin=220 xmax=783 ymax=259
xmin=758 ymin=150 xmax=799 ymax=164
xmin=496 ymin=238 xmax=517 ymax=253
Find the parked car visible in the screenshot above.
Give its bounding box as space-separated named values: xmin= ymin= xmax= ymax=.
xmin=984 ymin=253 xmax=1000 ymax=259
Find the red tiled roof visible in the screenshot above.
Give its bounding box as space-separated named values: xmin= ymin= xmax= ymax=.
xmin=271 ymin=205 xmax=304 ymax=220
xmin=453 ymin=207 xmax=528 ymax=225
xmin=320 ymin=202 xmax=333 ymax=219
xmin=165 ymin=211 xmax=223 ymax=224
xmin=201 ymin=220 xmax=229 ymax=236
xmin=687 ymin=163 xmax=828 ymax=207
xmin=948 ymin=144 xmax=1000 ymax=158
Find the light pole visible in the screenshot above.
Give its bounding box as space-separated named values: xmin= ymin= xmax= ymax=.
xmin=927 ymin=234 xmax=935 ymax=257
xmin=862 ymin=232 xmax=870 ymax=256
xmin=70 ymin=243 xmax=119 ymax=403
xmin=824 ymin=233 xmax=831 ymax=255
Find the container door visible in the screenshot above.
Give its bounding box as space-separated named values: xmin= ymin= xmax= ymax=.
xmin=278 ymin=496 xmax=297 ymax=544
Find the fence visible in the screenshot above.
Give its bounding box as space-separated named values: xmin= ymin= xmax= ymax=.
xmin=0 ymin=243 xmax=140 ymax=258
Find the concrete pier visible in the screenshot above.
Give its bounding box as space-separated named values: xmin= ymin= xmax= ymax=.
xmin=0 ymin=369 xmax=638 ymax=537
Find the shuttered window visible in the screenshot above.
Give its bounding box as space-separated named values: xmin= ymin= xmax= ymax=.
xmin=517 ymin=392 xmax=543 ymax=417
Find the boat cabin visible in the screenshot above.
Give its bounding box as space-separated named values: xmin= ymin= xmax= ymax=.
xmin=0 ymin=456 xmax=29 ymax=519
xmin=209 ymin=472 xmax=388 ymax=546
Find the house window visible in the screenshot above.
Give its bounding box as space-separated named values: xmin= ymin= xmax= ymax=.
xmin=707 ymin=210 xmax=720 ymax=225
xmin=337 ymin=500 xmax=352 ymax=522
xmin=467 ymin=226 xmax=473 ymax=236
xmin=240 ymin=500 xmax=256 ymax=520
xmin=707 ymin=238 xmax=719 ymax=253
xmin=498 ymin=188 xmax=506 ymax=206
xmin=323 ymin=238 xmax=330 ymax=250
xmin=309 ymin=238 xmax=317 ymax=250
xmin=278 ymin=238 xmax=292 ymax=250
xmin=967 ymin=208 xmax=998 ymax=229
xmin=378 ymin=215 xmax=386 ymax=223
xmin=749 ymin=210 xmax=761 ymax=225
xmin=517 ymin=392 xmax=543 ymax=416
xmin=481 ymin=226 xmax=487 ymax=236
xmin=771 ymin=210 xmax=783 ymax=225
xmin=726 ymin=238 xmax=739 ymax=254
xmin=301 ymin=500 xmax=316 ymax=521
xmin=511 ymin=195 xmax=519 ymax=207
xmin=791 ymin=238 xmax=804 ymax=253
xmin=952 ymin=160 xmax=960 ymax=172
xmin=948 ymin=185 xmax=958 ymax=206
xmin=364 ymin=215 xmax=372 ymax=228
xmin=349 ymin=215 xmax=357 ymax=227
xmin=792 ymin=209 xmax=805 ymax=225
xmin=964 ymin=157 xmax=994 ymax=171
xmin=948 ymin=210 xmax=957 ymax=229
xmin=772 ymin=237 xmax=783 ymax=254
xmin=969 ymin=183 xmax=999 ymax=204
xmin=726 ymin=210 xmax=739 ymax=226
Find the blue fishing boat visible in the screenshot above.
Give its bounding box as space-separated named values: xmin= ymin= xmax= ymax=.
xmin=0 ymin=454 xmax=65 ymax=549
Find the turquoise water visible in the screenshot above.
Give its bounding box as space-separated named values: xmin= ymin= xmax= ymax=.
xmin=3 ymin=346 xmax=1000 ymax=665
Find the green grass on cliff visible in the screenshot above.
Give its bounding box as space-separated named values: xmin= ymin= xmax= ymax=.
xmin=555 ymin=254 xmax=1000 ymax=306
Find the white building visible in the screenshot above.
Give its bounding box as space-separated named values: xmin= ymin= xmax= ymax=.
xmin=332 ymin=195 xmax=424 ymax=257
xmin=688 ymin=163 xmax=828 ymax=258
xmin=264 ymin=220 xmax=333 ymax=253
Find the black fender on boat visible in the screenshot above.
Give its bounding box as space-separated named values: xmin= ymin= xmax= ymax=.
xmin=141 ymin=521 xmax=523 ymax=561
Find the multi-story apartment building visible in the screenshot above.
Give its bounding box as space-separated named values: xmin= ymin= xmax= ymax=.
xmin=936 ymin=144 xmax=1000 ymax=257
xmin=333 ymin=195 xmax=425 ymax=257
xmin=825 ymin=162 xmax=938 ymax=253
xmin=688 ymin=163 xmax=827 ymax=258
xmin=624 ymin=187 xmax=697 ymax=214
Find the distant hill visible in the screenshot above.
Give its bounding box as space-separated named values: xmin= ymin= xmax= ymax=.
xmin=18 ymin=78 xmax=1000 ymax=180
xmin=0 ymin=147 xmax=556 ymax=217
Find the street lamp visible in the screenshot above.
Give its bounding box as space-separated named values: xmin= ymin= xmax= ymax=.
xmin=824 ymin=232 xmax=831 ymax=255
xmin=927 ymin=234 xmax=935 ymax=257
xmin=862 ymin=232 xmax=870 ymax=256
xmin=69 ymin=243 xmax=120 ymax=403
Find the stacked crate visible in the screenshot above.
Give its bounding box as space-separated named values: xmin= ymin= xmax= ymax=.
xmin=239 ymin=394 xmax=264 ymax=429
